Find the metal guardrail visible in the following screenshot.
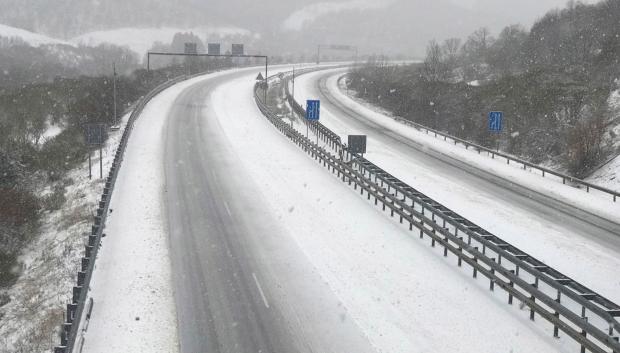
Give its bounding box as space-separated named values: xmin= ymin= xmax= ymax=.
xmin=257 ymin=71 xmax=620 ymax=353
xmin=334 ymin=75 xmax=619 ymax=202
xmin=53 ymin=74 xmax=195 ymax=353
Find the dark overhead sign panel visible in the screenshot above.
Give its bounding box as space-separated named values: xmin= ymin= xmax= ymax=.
xmin=208 ymin=43 xmax=221 ymax=55
xmin=184 ymin=42 xmax=198 ymax=54
xmin=329 ymin=44 xmax=355 ymax=51
xmin=348 ymin=135 xmax=367 ymax=154
xmin=231 ymin=44 xmax=244 ymax=56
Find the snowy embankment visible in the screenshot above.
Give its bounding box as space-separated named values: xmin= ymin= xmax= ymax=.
xmin=0 ymin=112 xmax=129 ymax=353
xmin=333 ymin=70 xmax=620 ymax=217
xmin=588 ymin=88 xmax=620 ymax=191
xmin=294 ymin=69 xmax=620 ymax=305
xmin=210 ymin=72 xmax=572 ymax=352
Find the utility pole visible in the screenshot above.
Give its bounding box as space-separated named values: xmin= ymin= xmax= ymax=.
xmin=264 ymin=56 xmax=268 ymax=104
xmin=113 ymin=63 xmax=117 ymax=127
xmin=291 ymin=66 xmax=296 ymax=128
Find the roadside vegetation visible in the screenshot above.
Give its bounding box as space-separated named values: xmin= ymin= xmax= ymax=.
xmin=0 ymin=38 xmax=238 ymax=290
xmin=348 ymin=0 xmax=620 ymax=177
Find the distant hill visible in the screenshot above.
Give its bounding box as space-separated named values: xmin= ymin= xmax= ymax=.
xmin=0 ymin=0 xmax=601 ymax=56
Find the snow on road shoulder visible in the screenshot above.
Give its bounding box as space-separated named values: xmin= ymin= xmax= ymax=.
xmin=79 ymin=73 xmax=228 ymax=352
xmin=324 ymin=69 xmax=620 ymax=222
xmin=294 ymin=69 xmax=620 ymax=305
xmin=210 ymin=72 xmax=573 ymax=353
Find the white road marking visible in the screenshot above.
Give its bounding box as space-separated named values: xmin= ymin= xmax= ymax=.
xmin=252 ymin=273 xmax=270 ymax=309
xmin=223 ymin=201 xmax=232 ymax=217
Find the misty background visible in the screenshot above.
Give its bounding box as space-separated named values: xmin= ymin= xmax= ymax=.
xmin=0 ymin=0 xmax=600 ymax=57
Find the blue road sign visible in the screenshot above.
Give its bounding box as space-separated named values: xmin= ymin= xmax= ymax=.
xmin=488 ymin=111 xmax=503 ymax=132
xmin=84 ymin=123 xmax=106 ymax=145
xmin=306 ymin=100 xmax=320 ymax=121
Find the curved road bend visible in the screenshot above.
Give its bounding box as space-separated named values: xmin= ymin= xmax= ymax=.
xmin=301 ymin=68 xmax=620 ymax=298
xmin=163 ymin=67 xmax=375 ymax=353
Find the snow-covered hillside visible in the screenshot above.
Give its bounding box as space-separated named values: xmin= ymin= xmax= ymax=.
xmin=0 ymin=23 xmax=71 ymax=47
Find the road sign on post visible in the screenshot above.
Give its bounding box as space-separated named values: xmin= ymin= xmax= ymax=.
xmin=348 ymin=135 xmax=367 ymax=155
xmin=488 ymin=111 xmax=503 ymax=132
xmin=84 ymin=124 xmax=106 ymax=180
xmin=231 ymin=44 xmax=244 ymax=56
xmin=207 ymin=43 xmax=220 ymax=55
xmin=84 ymin=124 xmax=106 ymax=145
xmin=306 ymin=100 xmax=320 ymax=121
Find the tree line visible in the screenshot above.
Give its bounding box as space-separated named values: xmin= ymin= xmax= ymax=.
xmin=348 ymin=0 xmax=620 ymax=177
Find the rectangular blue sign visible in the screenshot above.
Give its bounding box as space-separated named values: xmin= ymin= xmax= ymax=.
xmin=488 ymin=111 xmax=503 ymax=132
xmin=306 ymin=100 xmax=320 ymax=121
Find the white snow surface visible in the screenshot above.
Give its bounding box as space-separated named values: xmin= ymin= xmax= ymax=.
xmin=210 ymin=72 xmax=573 ymax=352
xmin=80 ymin=65 xmax=576 ymax=353
xmin=0 ymin=23 xmax=72 ymax=47
xmin=588 ymin=155 xmax=620 ymax=192
xmin=294 ymin=69 xmax=620 ymax=304
xmin=70 ymin=26 xmax=257 ymax=59
xmin=78 ymin=75 xmax=226 ymax=352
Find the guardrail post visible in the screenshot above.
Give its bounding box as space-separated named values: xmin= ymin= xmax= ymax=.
xmin=72 ymin=286 xmax=82 ymax=304
xmin=472 ymin=247 xmax=478 ymax=278
xmin=530 ymin=278 xmax=539 ymax=321
xmin=489 ymin=258 xmax=495 ymax=291
xmin=554 ymin=290 xmax=561 ymax=338
xmin=508 ymin=270 xmax=515 ymax=304
xmin=580 ymin=315 xmax=588 ymax=353
xmin=77 ymin=271 xmax=86 ymax=287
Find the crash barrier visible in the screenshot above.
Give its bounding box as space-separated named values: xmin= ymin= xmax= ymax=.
xmin=256 ymin=72 xmax=620 ymax=353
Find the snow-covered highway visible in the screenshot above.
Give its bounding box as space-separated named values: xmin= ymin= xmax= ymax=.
xmin=80 ymin=66 xmax=593 ymax=352
xmin=295 ymin=68 xmax=620 ymax=305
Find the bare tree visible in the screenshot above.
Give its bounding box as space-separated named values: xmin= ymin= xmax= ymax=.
xmin=442 ymin=38 xmax=462 ymax=74
xmin=423 ymin=40 xmax=448 ymax=82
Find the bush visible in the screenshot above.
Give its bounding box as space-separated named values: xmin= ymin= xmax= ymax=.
xmin=0 ymin=188 xmax=39 ymax=227
xmin=41 ymin=185 xmax=66 ymax=211
xmin=0 ymin=251 xmax=19 ymax=288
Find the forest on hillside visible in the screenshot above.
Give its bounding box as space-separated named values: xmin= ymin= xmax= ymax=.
xmin=348 ymin=0 xmax=620 ymax=177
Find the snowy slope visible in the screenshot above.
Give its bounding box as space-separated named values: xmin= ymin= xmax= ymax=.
xmin=0 ymin=112 xmax=130 ymax=353
xmin=0 ymin=23 xmax=71 ymax=47
xmin=588 ymin=155 xmax=620 ymax=192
